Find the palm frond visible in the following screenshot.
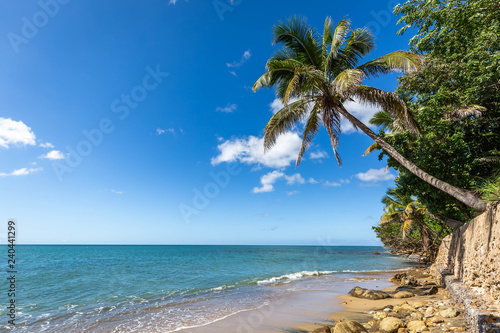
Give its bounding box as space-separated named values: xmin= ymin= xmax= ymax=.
xmin=349 ymin=86 xmax=420 ymax=135
xmin=362 ymin=141 xmax=380 ymax=156
xmin=330 ymin=18 xmax=350 ymax=54
xmin=272 ymin=16 xmax=322 ymax=68
xmin=263 ymin=98 xmax=314 ymax=151
xmin=443 ymin=105 xmax=486 ymax=121
xmin=356 ymin=51 xmax=422 ymax=78
xmin=332 ymin=68 xmax=364 ymax=93
xmin=322 ymin=17 xmax=333 ymax=57
xmin=296 ymin=105 xmax=321 ymax=167
xmin=332 ymin=27 xmax=375 ymax=73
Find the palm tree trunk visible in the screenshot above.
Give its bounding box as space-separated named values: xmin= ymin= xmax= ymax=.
xmin=338 ymin=106 xmax=487 ymax=212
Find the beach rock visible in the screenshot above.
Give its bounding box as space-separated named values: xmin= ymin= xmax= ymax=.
xmin=406 ymin=320 xmax=427 ymax=331
xmin=401 ymin=276 xmax=418 ymax=287
xmin=427 ymin=286 xmax=438 ymax=295
xmin=439 ymin=307 xmax=459 ymax=318
xmin=348 ymin=287 xmax=391 ymax=300
xmin=333 ymin=320 xmax=367 ymax=333
xmin=425 ymin=307 xmax=435 ymax=315
xmin=393 ymin=291 xmax=415 ymax=299
xmin=374 ymin=311 xmax=388 ymax=320
xmin=378 ymin=317 xmax=405 ymax=333
xmin=413 ymin=301 xmax=428 ymax=309
xmin=313 ymin=326 xmax=332 ymax=333
xmin=389 ymin=272 xmax=407 ymax=283
xmin=411 ymin=311 xmax=424 ymax=321
xmin=426 ymin=316 xmax=444 ymax=324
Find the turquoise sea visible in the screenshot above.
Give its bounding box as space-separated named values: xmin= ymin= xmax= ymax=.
xmin=0 ymin=245 xmax=411 ymax=332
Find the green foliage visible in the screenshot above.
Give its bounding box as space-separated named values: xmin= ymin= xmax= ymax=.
xmin=375 ymin=0 xmax=500 ymax=221
xmin=477 ymin=174 xmax=500 ymax=204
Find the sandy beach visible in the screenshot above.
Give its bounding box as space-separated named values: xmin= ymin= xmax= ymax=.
xmin=295 ymin=267 xmax=469 ymax=333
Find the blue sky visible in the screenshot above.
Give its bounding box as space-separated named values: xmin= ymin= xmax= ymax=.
xmin=0 ymin=0 xmax=411 ymax=245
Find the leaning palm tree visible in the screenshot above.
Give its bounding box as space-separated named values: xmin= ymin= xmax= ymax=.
xmin=253 ymin=16 xmax=486 ymax=211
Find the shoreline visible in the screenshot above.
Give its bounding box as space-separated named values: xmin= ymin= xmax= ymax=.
xmin=180 ymin=270 xmax=407 ymax=333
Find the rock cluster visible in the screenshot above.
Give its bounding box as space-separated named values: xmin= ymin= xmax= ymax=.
xmin=310 ymin=270 xmax=470 ymax=333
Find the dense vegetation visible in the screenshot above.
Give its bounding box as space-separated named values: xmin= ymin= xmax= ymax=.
xmin=372 ymin=0 xmax=500 ymax=258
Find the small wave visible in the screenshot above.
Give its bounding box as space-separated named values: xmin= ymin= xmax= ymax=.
xmin=210 ymin=284 xmax=235 ymax=292
xmin=257 ymin=270 xmax=335 ymax=285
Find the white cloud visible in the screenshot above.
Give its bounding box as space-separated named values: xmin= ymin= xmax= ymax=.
xmin=157 ymin=128 xmax=175 ymax=135
xmin=310 ymin=150 xmax=328 ymax=159
xmin=287 ymin=190 xmax=300 ymax=196
xmin=252 ymin=171 xmax=308 ymax=193
xmin=111 ymin=189 xmax=124 ymax=195
xmin=0 ymin=167 xmax=42 ymax=177
xmin=211 ymin=132 xmax=301 ymax=169
xmin=0 ymin=118 xmax=36 ymax=148
xmin=40 ymin=150 xmax=65 ymax=160
xmin=355 ymin=168 xmax=395 ymax=182
xmin=216 ymin=104 xmax=237 ymax=113
xmin=339 ymin=178 xmax=351 ymax=184
xmin=226 ymin=49 xmax=251 ymax=68
xmin=324 ymin=181 xmax=341 ymax=187
xmin=308 ymin=177 xmax=319 ymax=184
xmin=229 ymin=71 xmax=237 ymax=77
xmin=342 ymin=99 xmax=379 ymax=134
xmin=253 ymin=171 xmax=284 ymax=193
xmin=39 ymin=142 xmax=54 ymax=148
xmin=284 ymin=173 xmax=305 ymax=185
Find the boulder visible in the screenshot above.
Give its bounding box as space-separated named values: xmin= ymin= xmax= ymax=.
xmin=333 ymin=321 xmax=367 ymax=333
xmin=411 ymin=311 xmax=424 ymax=321
xmin=313 ymin=326 xmax=332 ymax=333
xmin=393 ymin=291 xmax=415 ymax=299
xmin=374 ymin=311 xmax=388 ymax=320
xmin=389 ymin=272 xmax=407 ymax=283
xmin=413 ymin=301 xmax=428 ymax=309
xmin=401 ymin=275 xmax=418 ymax=287
xmin=427 ymin=316 xmax=444 ymax=324
xmin=440 ymin=307 xmax=459 ymax=318
xmin=348 ymin=287 xmax=391 ymax=300
xmin=378 ymin=317 xmax=405 ymax=333
xmin=406 ymin=320 xmax=427 ymax=332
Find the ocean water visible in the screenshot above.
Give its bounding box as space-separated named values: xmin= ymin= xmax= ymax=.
xmin=0 ymin=245 xmax=410 ymax=332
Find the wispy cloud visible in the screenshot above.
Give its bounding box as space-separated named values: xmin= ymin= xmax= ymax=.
xmin=324 ymin=181 xmax=341 ymax=187
xmin=39 ymin=142 xmax=54 ymax=148
xmin=157 ymin=128 xmax=176 ymax=135
xmin=309 ymin=150 xmax=328 ymax=159
xmin=111 ymin=189 xmax=124 ymax=195
xmin=0 ymin=117 xmax=36 ymax=148
xmin=253 ymin=171 xmax=284 ymax=193
xmin=216 ymin=104 xmax=237 ymax=113
xmin=212 ymin=132 xmax=301 ymax=169
xmin=252 ymin=171 xmax=307 ymax=193
xmin=40 ymin=150 xmax=65 ymax=160
xmin=355 ymin=168 xmax=395 ymax=182
xmin=0 ymin=167 xmax=42 ymax=177
xmin=226 ymin=49 xmax=251 ymax=68
xmin=287 ymin=190 xmax=300 ymax=196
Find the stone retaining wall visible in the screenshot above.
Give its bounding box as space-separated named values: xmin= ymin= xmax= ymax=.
xmin=432 ymin=202 xmax=500 ymax=332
